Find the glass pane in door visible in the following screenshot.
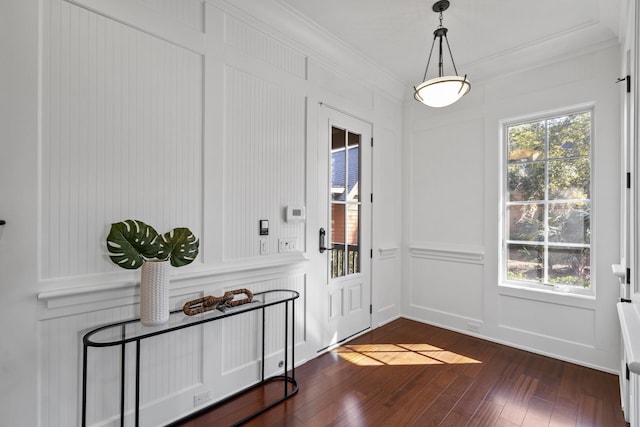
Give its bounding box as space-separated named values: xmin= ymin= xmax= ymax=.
xmin=346 ymin=204 xmax=360 ymax=274
xmin=331 ymin=203 xmax=345 ymax=278
xmin=330 ymin=126 xmax=361 ymax=278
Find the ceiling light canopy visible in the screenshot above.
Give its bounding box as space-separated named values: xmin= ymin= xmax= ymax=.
xmin=414 ymin=0 xmax=470 ymax=108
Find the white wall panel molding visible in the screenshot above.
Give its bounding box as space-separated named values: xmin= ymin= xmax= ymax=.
xmin=223 ymin=13 xmax=307 ymax=79
xmin=309 ymin=59 xmax=374 ymax=111
xmin=38 ymin=302 xmax=204 ymax=427
xmin=498 ymin=282 xmax=596 ymax=310
xmin=41 ymin=0 xmax=204 ymax=280
xmin=66 ymin=0 xmax=205 ymax=53
xmin=408 ymin=257 xmax=484 ymax=321
xmin=619 ymin=302 xmax=640 ymax=374
xmin=38 ymin=254 xmax=309 ymax=315
xmin=403 ymin=313 xmax=615 ymax=374
xmin=39 ymin=273 xmax=306 ymax=426
xmin=409 ymin=242 xmax=485 ymax=264
xmin=377 ymin=245 xmax=400 ymax=260
xmin=138 ymin=0 xmax=205 ymax=32
xmin=205 ymin=0 xmax=404 ymax=99
xmin=499 ymin=293 xmax=595 ymax=347
xmin=222 ymin=65 xmax=306 ymax=260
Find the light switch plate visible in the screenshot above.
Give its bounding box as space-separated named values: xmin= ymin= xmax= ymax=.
xmin=259 ymin=238 xmax=268 ymax=255
xmin=278 ymin=238 xmax=296 ymax=252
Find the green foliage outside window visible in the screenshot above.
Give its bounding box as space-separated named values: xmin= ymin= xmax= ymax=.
xmin=505 ymin=111 xmax=591 ymax=288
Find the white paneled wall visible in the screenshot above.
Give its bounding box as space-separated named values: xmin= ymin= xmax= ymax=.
xmin=407 ymin=248 xmax=484 ymax=323
xmin=409 ymin=118 xmax=485 ymax=245
xmin=224 ymin=14 xmax=307 ymax=79
xmin=309 ymin=59 xmax=373 ymax=111
xmin=30 ymin=0 xmax=403 ymax=425
xmin=402 ymin=45 xmax=621 ymax=371
xmin=223 ymin=65 xmax=306 ymax=259
xmin=39 ymin=274 xmax=306 ymax=427
xmin=138 ymin=0 xmax=204 ymax=31
xmin=40 ymin=0 xmax=203 ymax=280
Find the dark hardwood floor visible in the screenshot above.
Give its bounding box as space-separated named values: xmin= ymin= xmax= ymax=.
xmin=177 ymin=318 xmax=628 ymax=427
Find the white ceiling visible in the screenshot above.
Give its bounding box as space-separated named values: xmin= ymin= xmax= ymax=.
xmin=277 ymin=0 xmax=624 ymax=86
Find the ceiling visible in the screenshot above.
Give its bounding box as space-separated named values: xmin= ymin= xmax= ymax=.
xmin=276 ymin=0 xmax=624 ymax=86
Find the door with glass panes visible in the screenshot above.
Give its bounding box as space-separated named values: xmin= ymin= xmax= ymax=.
xmin=318 ymin=107 xmax=371 ymax=350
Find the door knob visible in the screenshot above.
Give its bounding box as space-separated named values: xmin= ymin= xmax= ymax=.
xmin=319 ymin=228 xmax=326 ymax=253
xmin=319 ymin=228 xmax=333 ymax=253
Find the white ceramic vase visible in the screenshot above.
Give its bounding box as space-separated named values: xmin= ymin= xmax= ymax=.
xmin=140 ymin=260 xmax=170 ymax=326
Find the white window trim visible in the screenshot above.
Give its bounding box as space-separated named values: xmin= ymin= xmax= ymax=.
xmin=498 ymin=103 xmax=596 ymax=301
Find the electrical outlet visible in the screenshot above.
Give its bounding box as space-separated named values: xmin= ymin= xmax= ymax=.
xmin=278 ymin=238 xmax=296 ymax=253
xmin=194 ymin=391 xmax=212 ymax=407
xmin=467 ymin=322 xmax=481 ymax=333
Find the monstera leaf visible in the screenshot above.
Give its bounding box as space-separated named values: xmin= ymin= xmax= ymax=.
xmin=162 ymin=227 xmax=199 ymax=267
xmin=106 ymin=220 xmax=165 ymax=269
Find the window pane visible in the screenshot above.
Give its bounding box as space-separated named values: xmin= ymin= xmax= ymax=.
xmin=331 ymin=149 xmax=346 ymax=201
xmin=331 ymin=203 xmax=345 ymax=278
xmin=507 ymin=162 xmax=545 ymax=201
xmin=548 ymin=202 xmax=590 ymax=244
xmin=332 ymin=126 xmax=346 ymax=150
xmin=508 ymin=204 xmax=543 ymax=241
xmin=507 ymin=120 xmax=545 ymax=163
xmin=346 ymin=205 xmax=360 ymax=274
xmin=346 ymin=133 xmax=360 ymax=202
xmin=548 ymin=112 xmax=591 ymax=159
xmin=503 ymin=109 xmax=591 ymax=289
xmin=548 ymin=158 xmax=590 ymax=200
xmin=548 ymin=247 xmax=590 ymax=287
xmin=331 ymin=127 xmax=346 ymax=201
xmin=506 ymin=244 xmax=544 ymax=283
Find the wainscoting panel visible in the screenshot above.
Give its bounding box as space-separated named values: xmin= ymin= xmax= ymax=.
xmin=409 ymin=118 xmax=484 ymax=245
xmin=138 ymin=0 xmax=205 ymax=32
xmin=224 ymin=14 xmax=307 ymax=79
xmin=499 ymin=293 xmax=596 ymax=347
xmin=409 ymin=243 xmax=485 ymax=264
xmin=40 ymin=0 xmax=204 ymax=281
xmin=38 ymin=273 xmax=306 ymax=426
xmin=223 ymin=65 xmax=306 ymax=260
xmin=372 ymin=246 xmax=401 ymax=325
xmin=408 ymin=251 xmax=484 ymax=323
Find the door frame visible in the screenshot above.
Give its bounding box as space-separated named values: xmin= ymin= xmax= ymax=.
xmin=313 ymin=103 xmax=373 ymax=352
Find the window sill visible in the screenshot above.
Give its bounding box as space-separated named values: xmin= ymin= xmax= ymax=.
xmin=499 ymin=281 xmax=596 ymax=310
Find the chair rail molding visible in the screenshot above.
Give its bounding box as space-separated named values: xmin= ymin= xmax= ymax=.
xmin=37 ymin=254 xmax=309 ymax=315
xmin=408 ymin=242 xmax=485 ymax=264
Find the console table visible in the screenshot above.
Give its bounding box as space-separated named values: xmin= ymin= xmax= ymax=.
xmin=82 ymin=289 xmax=299 ymax=426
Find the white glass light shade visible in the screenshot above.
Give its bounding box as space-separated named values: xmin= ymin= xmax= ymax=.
xmin=414 ymin=75 xmax=471 ymax=108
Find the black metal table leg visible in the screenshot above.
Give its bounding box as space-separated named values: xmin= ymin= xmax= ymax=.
xmin=135 ymin=339 xmax=141 ymax=427
xmin=82 ymin=344 xmax=88 ymax=427
xmin=120 ymin=325 xmax=126 ymax=427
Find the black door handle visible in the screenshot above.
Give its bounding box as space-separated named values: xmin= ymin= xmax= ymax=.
xmin=319 ymin=227 xmax=332 ymax=253
xmin=319 ymin=228 xmax=326 ymax=253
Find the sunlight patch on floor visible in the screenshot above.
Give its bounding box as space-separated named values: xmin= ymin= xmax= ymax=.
xmin=336 ymin=343 xmax=482 ymax=366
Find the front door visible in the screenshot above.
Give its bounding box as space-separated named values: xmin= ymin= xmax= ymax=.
xmin=317 ymin=106 xmax=371 ymax=350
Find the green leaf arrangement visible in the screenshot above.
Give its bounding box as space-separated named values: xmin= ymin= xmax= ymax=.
xmin=106 ymin=219 xmax=199 ymax=269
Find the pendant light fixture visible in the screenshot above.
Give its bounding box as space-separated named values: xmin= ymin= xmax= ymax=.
xmin=414 ymin=0 xmax=470 ymax=107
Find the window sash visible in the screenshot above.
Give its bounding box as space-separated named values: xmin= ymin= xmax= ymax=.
xmin=503 ymin=109 xmax=592 ymax=288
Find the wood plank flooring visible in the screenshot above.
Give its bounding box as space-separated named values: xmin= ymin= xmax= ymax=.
xmin=177 ymin=318 xmax=628 ymax=427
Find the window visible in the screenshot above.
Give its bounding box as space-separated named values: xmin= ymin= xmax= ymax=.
xmin=330 ymin=126 xmax=361 ymax=278
xmin=503 ymin=109 xmax=592 ymax=289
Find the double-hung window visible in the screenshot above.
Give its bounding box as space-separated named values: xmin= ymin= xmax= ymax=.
xmin=503 ymin=108 xmax=592 ymax=289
